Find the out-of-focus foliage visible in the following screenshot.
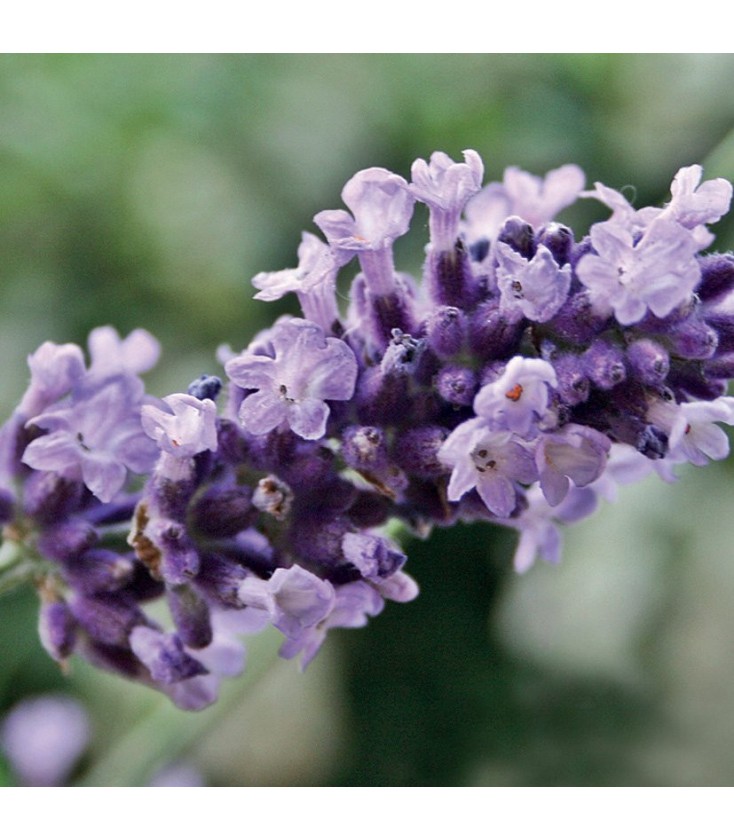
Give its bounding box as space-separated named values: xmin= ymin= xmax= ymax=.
xmin=2 ymin=54 xmax=734 ymax=786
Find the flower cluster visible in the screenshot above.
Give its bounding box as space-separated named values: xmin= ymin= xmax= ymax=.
xmin=2 ymin=151 xmax=734 ymax=709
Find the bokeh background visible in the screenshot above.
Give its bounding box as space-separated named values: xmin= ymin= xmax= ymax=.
xmin=2 ymin=53 xmax=734 ymax=786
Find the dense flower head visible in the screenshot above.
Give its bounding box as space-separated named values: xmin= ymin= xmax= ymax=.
xmin=2 ymin=150 xmax=734 ymax=710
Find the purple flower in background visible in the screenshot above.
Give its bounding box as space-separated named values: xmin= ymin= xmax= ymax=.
xmin=576 ymin=217 xmax=701 ymax=324
xmin=474 ymin=356 xmax=557 ymax=437
xmin=225 ymin=317 xmax=358 ymax=440
xmin=495 ymin=242 xmax=571 ymax=323
xmin=22 ymin=374 xmax=158 ymax=502
xmin=86 ymin=326 xmax=160 ymax=379
xmin=0 ymin=694 xmax=90 ymax=786
xmin=466 ymin=164 xmax=585 ymax=240
xmin=439 ymin=418 xmax=538 ymax=517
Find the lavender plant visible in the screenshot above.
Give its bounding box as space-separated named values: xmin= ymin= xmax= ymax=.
xmin=1 ymin=151 xmax=733 ymax=711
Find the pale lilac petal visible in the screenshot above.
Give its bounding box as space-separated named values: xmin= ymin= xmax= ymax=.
xmin=287 ymin=397 xmax=329 ymax=440
xmin=476 ymin=473 xmax=516 ymax=517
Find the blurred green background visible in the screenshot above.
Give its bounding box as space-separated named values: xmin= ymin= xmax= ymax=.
xmin=2 ymin=54 xmax=734 ymax=786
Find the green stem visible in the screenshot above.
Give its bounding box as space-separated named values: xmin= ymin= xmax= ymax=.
xmin=75 ymin=627 xmax=283 ymax=787
xmin=0 ymin=539 xmax=39 ymax=596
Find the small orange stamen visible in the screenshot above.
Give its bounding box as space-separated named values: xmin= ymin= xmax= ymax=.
xmin=505 ymin=384 xmax=523 ymax=402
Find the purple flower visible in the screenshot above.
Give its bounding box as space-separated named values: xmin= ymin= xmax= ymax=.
xmin=409 ymin=149 xmax=484 ymax=250
xmin=663 ymin=165 xmax=733 ymax=231
xmin=576 ymin=217 xmax=701 ymax=325
xmin=237 ymin=564 xmax=336 ymax=639
xmin=314 ymin=167 xmax=415 ymax=254
xmin=0 ymin=694 xmax=90 ymax=786
xmin=465 ymin=164 xmax=584 ymax=240
xmin=648 ymin=395 xmax=734 ymax=467
xmin=87 ymin=326 xmax=160 ymax=379
xmin=314 ymin=167 xmax=415 ymax=297
xmin=22 ymin=374 xmax=159 ymax=502
xmin=18 ymin=341 xmax=86 ymax=417
xmin=495 ymin=242 xmax=572 ymax=323
xmin=225 ymin=317 xmax=358 ymax=441
xmin=474 ymin=356 xmax=558 ymax=437
xmin=535 ymin=424 xmax=610 ymax=506
xmin=438 ymin=418 xmax=538 ymax=518
xmin=278 ymin=580 xmax=384 ymax=670
xmin=141 ymin=393 xmax=218 ymax=459
xmin=251 ymin=232 xmax=343 ymax=331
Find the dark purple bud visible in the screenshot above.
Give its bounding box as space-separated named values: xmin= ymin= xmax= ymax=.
xmin=367 ymin=284 xmax=417 ymax=349
xmin=62 ymin=548 xmax=135 ymax=595
xmin=130 ymin=512 xmax=200 ymax=584
xmin=696 ymin=253 xmax=734 ymax=303
xmin=129 ymin=627 xmax=208 ymax=685
xmin=667 ymin=317 xmax=718 ymax=360
xmin=551 ymin=353 xmax=590 ymax=406
xmin=703 ymin=309 xmax=734 ymax=354
xmin=435 ymin=365 xmax=477 ymax=407
xmin=187 ymin=374 xmax=222 ymax=401
xmin=703 ymin=354 xmax=734 ymax=380
xmin=71 ymin=592 xmax=147 ymax=648
xmin=626 ymin=339 xmax=670 ymax=386
xmin=392 ymin=426 xmax=450 ymax=478
xmin=667 ymin=360 xmax=727 ymax=401
xmin=636 ymin=425 xmax=668 ymax=460
xmin=582 ymin=340 xmax=626 ymax=390
xmin=425 ymin=240 xmax=478 ymax=307
xmin=0 ymin=488 xmax=14 ymax=525
xmin=288 ymin=513 xmax=349 ymax=566
xmin=346 ymin=491 xmax=392 ymax=529
xmin=167 ymin=584 xmax=212 ymax=649
xmin=36 ymin=519 xmax=98 ymax=562
xmin=547 ymin=290 xmax=610 ymax=344
xmin=197 ymin=553 xmax=248 ymax=607
xmin=148 ymin=473 xmax=196 ymax=522
xmin=38 ymin=598 xmax=76 ymax=661
xmin=536 ymin=222 xmax=574 ymax=265
xmin=498 ymin=215 xmax=535 ymax=259
xmin=215 ymin=418 xmax=251 ymax=465
xmin=468 ymin=299 xmax=524 ymax=360
xmin=23 ymin=472 xmax=84 ymax=526
xmin=469 ymin=236 xmax=490 ymax=263
xmin=426 ymin=306 xmax=467 ymax=358
xmin=190 ymin=485 xmax=254 ymax=538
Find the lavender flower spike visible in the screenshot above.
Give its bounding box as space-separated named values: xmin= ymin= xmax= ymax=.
xmin=226 ymin=317 xmax=357 ymax=441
